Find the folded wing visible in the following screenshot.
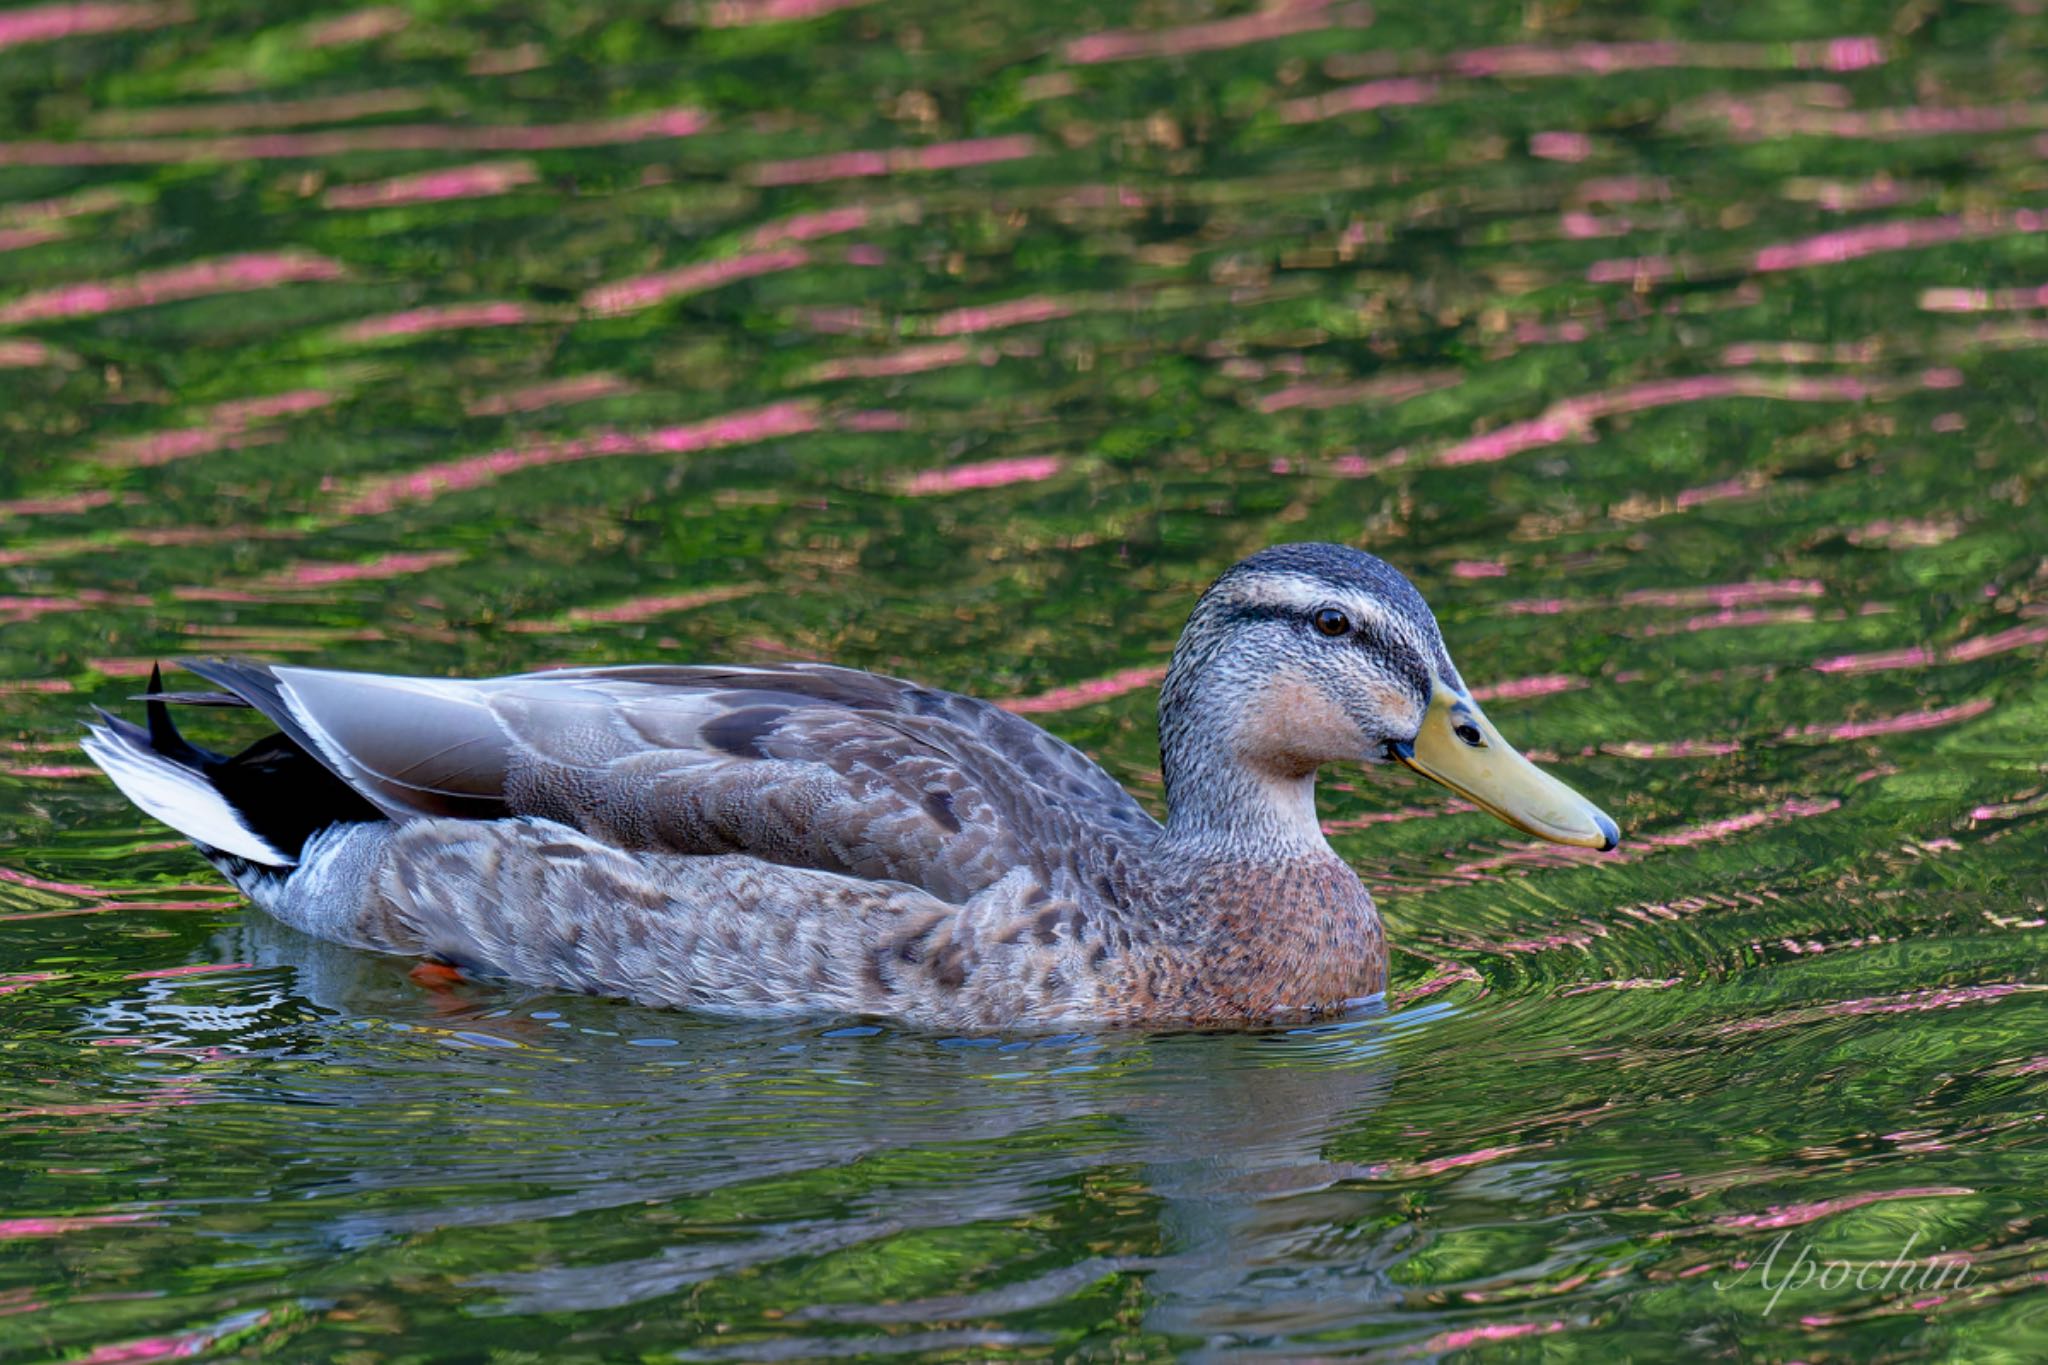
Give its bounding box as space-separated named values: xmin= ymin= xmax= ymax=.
xmin=184 ymin=659 xmax=1158 ymax=903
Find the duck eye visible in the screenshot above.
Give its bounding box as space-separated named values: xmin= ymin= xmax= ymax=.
xmin=1454 ymin=722 xmax=1484 ymax=747
xmin=1312 ymin=608 xmax=1350 ymax=637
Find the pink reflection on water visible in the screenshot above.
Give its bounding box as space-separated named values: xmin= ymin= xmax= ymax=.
xmin=342 ymin=402 xmax=821 ymax=515
xmin=94 ymin=388 xmax=334 ymax=467
xmin=1814 ymin=621 xmax=2048 ymax=674
xmin=1406 ymin=1144 xmax=1524 ymax=1176
xmin=1405 ymin=1321 xmax=1567 ymax=1356
xmin=0 ymin=1214 xmax=151 ymax=1238
xmin=93 ymin=426 xmax=272 ymax=468
xmin=1575 ymin=175 xmax=1669 ymax=205
xmin=1559 ymin=209 xmax=1631 ymax=238
xmin=1727 ymin=983 xmax=2041 ymax=1036
xmin=0 ymin=865 xmax=138 ymax=898
xmin=1625 ymin=579 xmax=1824 ymax=610
xmin=1674 ymin=474 xmax=1764 ymax=509
xmin=1530 ymin=131 xmax=1593 ymax=162
xmin=322 ymin=159 xmax=538 ymax=209
xmin=0 ymin=250 xmax=343 ymax=324
xmin=1716 ymin=1185 xmax=1974 ymax=1232
xmin=698 ymin=0 xmax=876 ymax=24
xmin=287 ymin=550 xmax=463 ymax=588
xmin=1326 ymin=449 xmax=1411 ymax=477
xmin=1453 ymin=37 xmax=1883 ymax=78
xmin=1585 ymin=254 xmax=1677 ymax=284
xmin=1786 ymin=697 xmax=1994 ymax=742
xmin=1562 ymin=977 xmax=1684 ymax=995
xmin=809 ymin=339 xmax=976 ymax=382
xmin=1921 ymin=283 xmax=2048 ymax=313
xmin=337 ymin=301 xmax=551 ymax=342
xmin=1067 ymin=0 xmax=1343 ymax=65
xmin=172 ymin=551 xmax=463 ymax=601
xmin=1847 ymin=516 xmax=1961 ymax=548
xmin=2 ymin=589 xmax=149 ymax=623
xmin=0 ymin=488 xmax=116 ymax=518
xmin=303 ymin=5 xmax=407 ymax=47
xmin=1801 ymin=176 xmax=1916 ymax=213
xmin=1439 ymin=372 xmax=1902 ymax=467
xmin=1444 ymin=796 xmax=1839 ymax=881
xmin=1468 ymin=673 xmax=1585 ymax=702
xmin=506 ymin=584 xmax=760 ymax=633
xmin=747 ymin=135 xmax=1040 ymax=187
xmin=1641 ymin=605 xmax=1816 ymax=636
xmin=1648 ymin=797 xmax=1840 ymax=851
xmin=582 ymin=247 xmax=809 ymax=315
xmin=0 ymin=186 xmax=133 ymax=230
xmin=1602 ymin=738 xmax=1743 ymax=759
xmin=921 ymin=294 xmax=1072 ymax=337
xmin=1450 ymin=559 xmax=1507 ymax=579
xmin=85 ymin=88 xmax=430 ymax=136
xmin=747 ymin=204 xmax=874 ymax=247
xmin=1279 ymin=77 xmax=1439 ymax=124
xmin=1719 ymin=100 xmax=2048 ymax=141
xmin=1718 ymin=338 xmax=1882 ymax=365
xmin=1510 ymin=316 xmax=1593 ymax=345
xmin=465 ymin=372 xmax=634 ymax=416
xmin=902 ymin=454 xmax=1063 ymax=496
xmin=0 ymin=2 xmax=184 ymax=50
xmin=1754 ymin=209 xmax=2048 ymax=273
xmin=1972 ymin=791 xmax=2048 ymax=823
xmin=75 ymin=1309 xmax=271 ymax=1365
xmin=0 ymin=107 xmax=709 ymax=165
xmin=0 ymin=338 xmax=64 ymax=367
xmin=0 ymin=225 xmax=63 ymax=252
xmin=1001 ymin=664 xmax=1166 ymax=715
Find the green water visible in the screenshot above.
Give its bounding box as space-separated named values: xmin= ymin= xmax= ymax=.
xmin=3 ymin=1 xmax=2046 ymax=1358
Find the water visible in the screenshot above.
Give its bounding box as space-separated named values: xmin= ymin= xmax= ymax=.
xmin=2 ymin=0 xmax=2045 ymax=1358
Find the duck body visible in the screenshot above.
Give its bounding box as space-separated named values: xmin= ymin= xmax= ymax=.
xmin=85 ymin=544 xmax=1613 ymax=1030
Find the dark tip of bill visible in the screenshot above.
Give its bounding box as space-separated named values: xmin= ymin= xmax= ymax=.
xmin=1595 ymin=811 xmax=1621 ymax=852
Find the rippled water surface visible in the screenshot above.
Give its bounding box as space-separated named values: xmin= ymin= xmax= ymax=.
xmin=3 ymin=1 xmax=2047 ymax=1359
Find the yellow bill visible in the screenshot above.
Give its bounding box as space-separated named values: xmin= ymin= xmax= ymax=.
xmin=1391 ymin=684 xmax=1619 ymax=850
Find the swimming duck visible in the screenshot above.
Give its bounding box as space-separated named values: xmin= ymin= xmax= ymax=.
xmin=83 ymin=543 xmax=1617 ymax=1029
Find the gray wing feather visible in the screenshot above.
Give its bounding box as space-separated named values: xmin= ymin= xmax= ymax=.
xmin=209 ymin=659 xmax=1157 ymax=903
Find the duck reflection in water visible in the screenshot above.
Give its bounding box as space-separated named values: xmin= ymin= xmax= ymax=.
xmin=91 ymin=910 xmax=1412 ymax=1353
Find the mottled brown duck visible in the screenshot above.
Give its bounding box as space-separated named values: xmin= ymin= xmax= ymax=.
xmin=83 ymin=543 xmax=1618 ymax=1030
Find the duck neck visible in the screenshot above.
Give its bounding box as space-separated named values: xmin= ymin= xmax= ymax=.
xmin=1157 ymin=655 xmax=1334 ymax=862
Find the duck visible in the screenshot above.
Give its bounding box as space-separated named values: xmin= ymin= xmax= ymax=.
xmin=82 ymin=542 xmax=1618 ymax=1030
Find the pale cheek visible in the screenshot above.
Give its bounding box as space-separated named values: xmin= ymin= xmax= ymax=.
xmin=1239 ymin=675 xmax=1368 ymax=769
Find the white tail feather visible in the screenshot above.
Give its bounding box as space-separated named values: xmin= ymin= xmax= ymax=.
xmin=81 ymin=725 xmax=291 ymax=865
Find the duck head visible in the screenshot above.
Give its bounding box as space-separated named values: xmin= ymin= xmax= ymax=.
xmin=1159 ymin=542 xmax=1619 ymax=853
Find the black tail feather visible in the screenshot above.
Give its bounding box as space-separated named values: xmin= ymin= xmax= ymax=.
xmin=177 ymin=657 xmax=337 ymax=786
xmin=100 ymin=660 xmax=385 ymax=862
xmin=144 ymin=664 xmax=223 ymax=768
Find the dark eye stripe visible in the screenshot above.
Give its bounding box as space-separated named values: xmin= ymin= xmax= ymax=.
xmin=1214 ymin=601 xmax=1433 ymax=699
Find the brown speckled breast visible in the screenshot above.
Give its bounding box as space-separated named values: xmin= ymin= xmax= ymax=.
xmin=1105 ymin=851 xmax=1386 ymax=1023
